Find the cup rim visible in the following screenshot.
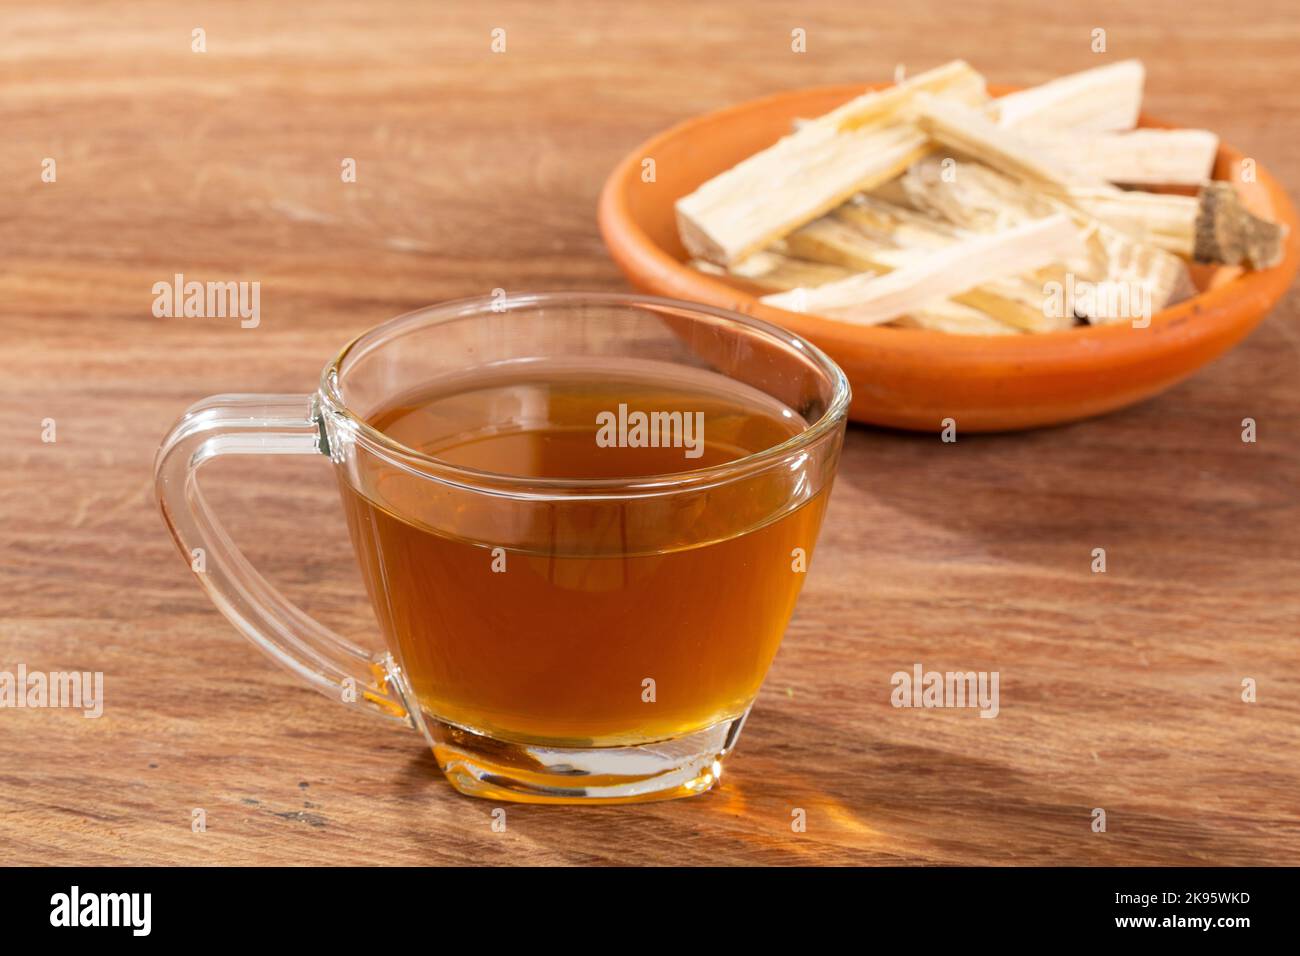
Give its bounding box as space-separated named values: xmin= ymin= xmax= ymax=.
xmin=318 ymin=291 xmax=851 ymax=493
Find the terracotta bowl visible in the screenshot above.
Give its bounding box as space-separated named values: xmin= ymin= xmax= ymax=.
xmin=598 ymin=83 xmax=1300 ymax=431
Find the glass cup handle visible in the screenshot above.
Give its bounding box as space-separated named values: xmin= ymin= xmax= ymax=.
xmin=154 ymin=393 xmax=414 ymax=726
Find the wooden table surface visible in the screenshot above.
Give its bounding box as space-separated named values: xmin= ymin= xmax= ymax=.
xmin=3 ymin=0 xmax=1299 ymax=866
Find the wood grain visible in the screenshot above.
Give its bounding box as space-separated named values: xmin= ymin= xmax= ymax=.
xmin=2 ymin=0 xmax=1298 ymax=866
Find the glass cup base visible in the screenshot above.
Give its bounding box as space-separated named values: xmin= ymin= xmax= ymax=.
xmin=423 ymin=711 xmax=751 ymax=805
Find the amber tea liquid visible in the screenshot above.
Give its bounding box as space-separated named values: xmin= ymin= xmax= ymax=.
xmin=339 ymin=360 xmax=829 ymax=745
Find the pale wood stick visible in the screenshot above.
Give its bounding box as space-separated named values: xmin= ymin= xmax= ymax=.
xmin=675 ymin=60 xmax=987 ymax=264
xmin=762 ymin=213 xmax=1081 ymax=327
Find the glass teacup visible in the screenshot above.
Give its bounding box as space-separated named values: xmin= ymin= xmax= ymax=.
xmin=155 ymin=292 xmax=849 ymax=803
